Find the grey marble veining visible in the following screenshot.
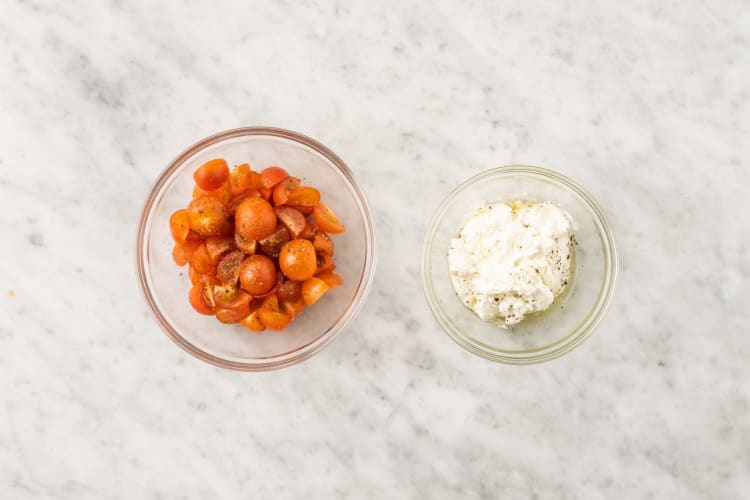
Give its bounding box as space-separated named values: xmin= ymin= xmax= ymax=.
xmin=1 ymin=1 xmax=748 ymax=498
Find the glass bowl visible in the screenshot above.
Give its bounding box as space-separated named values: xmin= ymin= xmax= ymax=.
xmin=421 ymin=166 xmax=617 ymax=364
xmin=136 ymin=127 xmax=376 ymax=371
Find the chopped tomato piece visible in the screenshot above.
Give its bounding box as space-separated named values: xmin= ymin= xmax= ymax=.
xmin=193 ymin=183 xmax=231 ymax=203
xmin=228 ymin=163 xmax=252 ymax=195
xmin=312 ymin=203 xmax=345 ymax=234
xmin=216 ymin=305 xmax=250 ymax=324
xmin=172 ymin=243 xmax=188 ymax=266
xmin=226 ymin=189 xmax=262 ymax=214
xmin=214 ymin=286 xmax=252 ymax=310
xmin=234 ymin=232 xmax=257 ymax=255
xmin=300 ymin=219 xmax=317 ymax=240
xmin=287 ymin=186 xmax=320 ymax=207
xmin=281 ymin=296 xmax=305 ymax=318
xmin=315 ymin=254 xmax=336 ymax=274
xmin=301 ymin=278 xmax=329 ymax=306
xmin=258 ymin=295 xmax=292 ymax=330
xmin=240 ymin=307 xmax=265 ymax=332
xmin=216 ymin=250 xmax=245 ymax=284
xmin=312 ymin=231 xmax=334 ymax=256
xmin=189 ymin=284 xmax=214 ymax=315
xmin=275 ymin=206 xmax=306 ymax=238
xmin=187 ymin=196 xmax=227 ymax=236
xmin=188 ymin=244 xmax=214 ymax=274
xmin=260 ymin=166 xmax=290 ymax=189
xmin=259 ymin=226 xmax=290 ymax=258
xmin=194 ymin=159 xmax=230 ymax=191
xmin=276 ymin=279 xmax=302 ymax=302
xmin=272 ymin=177 xmax=301 ymax=206
xmin=317 ymin=271 xmax=343 ymax=289
xmin=169 ymin=209 xmax=191 ymax=243
xmin=206 ymin=236 xmax=234 ymax=263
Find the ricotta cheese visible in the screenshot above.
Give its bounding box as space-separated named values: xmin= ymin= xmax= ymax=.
xmin=448 ymin=201 xmax=574 ymax=327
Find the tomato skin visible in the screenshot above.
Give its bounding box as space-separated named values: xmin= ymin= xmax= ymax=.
xmin=279 ymin=239 xmax=317 ymax=281
xmin=240 ymin=308 xmax=265 ymax=332
xmin=277 ymin=279 xmax=302 ymax=302
xmin=188 ymin=196 xmax=228 ymax=236
xmin=301 ymin=277 xmax=329 ymax=306
xmin=315 ymin=254 xmax=336 ymax=275
xmin=312 ymin=231 xmax=334 ymax=256
xmin=287 ymin=186 xmax=321 ymax=207
xmin=259 ymin=226 xmax=290 ymax=258
xmin=313 ymin=203 xmax=345 ymax=234
xmin=225 ymin=189 xmax=262 ymax=214
xmin=170 ymin=209 xmax=191 ymax=243
xmin=216 ymin=250 xmax=245 ymax=284
xmin=300 ymin=219 xmax=317 ymax=240
xmin=216 ymin=304 xmax=251 ymax=324
xmin=317 ymin=271 xmax=343 ymax=289
xmin=192 ymin=183 xmax=231 ymax=203
xmin=273 ymin=177 xmax=301 ymax=206
xmin=235 ymin=197 xmax=277 ymax=241
xmin=194 ymin=159 xmax=230 ymax=191
xmin=260 ymin=166 xmax=290 ymax=189
xmin=214 ymin=286 xmax=252 ymax=310
xmin=189 ymin=244 xmax=215 ymax=274
xmin=172 ymin=243 xmax=188 ymax=266
xmin=206 ymin=236 xmax=235 ymax=263
xmin=275 ymin=206 xmax=306 ymax=238
xmin=189 ymin=284 xmax=214 ymax=315
xmin=281 ymin=297 xmax=305 ymax=318
xmin=258 ymin=295 xmax=292 ymax=330
xmin=238 ymin=254 xmax=277 ymax=296
xmin=234 ymin=232 xmax=257 ymax=254
xmin=228 ymin=163 xmax=252 ymax=195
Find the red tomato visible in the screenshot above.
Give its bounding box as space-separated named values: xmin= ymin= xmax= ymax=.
xmin=312 ymin=203 xmax=345 ymax=234
xmin=206 ymin=236 xmax=234 ymax=263
xmin=281 ymin=297 xmax=305 ymax=318
xmin=277 ymin=279 xmax=302 ymax=302
xmin=169 ymin=209 xmax=191 ymax=243
xmin=260 ymin=166 xmax=290 ymax=189
xmin=216 ymin=305 xmax=250 ymax=324
xmin=228 ymin=163 xmax=252 ymax=195
xmin=272 ymin=177 xmax=301 ymax=206
xmin=301 ymin=278 xmax=329 ymax=306
xmin=259 ymin=226 xmax=290 ymax=258
xmin=216 ymin=250 xmax=245 ymax=284
xmin=315 ymin=254 xmax=336 ymax=275
xmin=258 ymin=295 xmax=291 ymax=330
xmin=188 ymin=244 xmax=214 ymax=274
xmin=172 ymin=243 xmax=188 ymax=266
xmin=187 ymin=196 xmax=227 ymax=236
xmin=287 ymin=186 xmax=320 ymax=207
xmin=317 ymin=271 xmax=343 ymax=289
xmin=238 ymin=254 xmax=277 ymax=295
xmin=225 ymin=189 xmax=262 ymax=214
xmin=192 ymin=183 xmax=231 ymax=203
xmin=240 ymin=309 xmax=265 ymax=332
xmin=275 ymin=206 xmax=306 ymax=238
xmin=235 ymin=197 xmax=277 ymax=241
xmin=293 ymin=205 xmax=314 ymax=216
xmin=189 ymin=284 xmax=214 ymax=315
xmin=234 ymin=232 xmax=257 ymax=255
xmin=214 ymin=286 xmax=252 ymax=310
xmin=300 ymin=219 xmax=317 ymax=240
xmin=279 ymin=239 xmax=317 ymax=281
xmin=194 ymin=159 xmax=230 ymax=191
xmin=312 ymin=231 xmax=334 ymax=256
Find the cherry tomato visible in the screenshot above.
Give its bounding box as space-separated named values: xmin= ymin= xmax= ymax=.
xmin=235 ymin=197 xmax=277 ymax=241
xmin=260 ymin=166 xmax=290 ymax=189
xmin=172 ymin=243 xmax=188 ymax=266
xmin=214 ymin=285 xmax=252 ymax=310
xmin=188 ymin=196 xmax=227 ymax=236
xmin=258 ymin=295 xmax=291 ymax=330
xmin=216 ymin=304 xmax=250 ymax=324
xmin=189 ymin=265 xmax=216 ymax=286
xmin=275 ymin=206 xmax=306 ymax=238
xmin=316 ymin=254 xmax=336 ymax=275
xmin=248 ymin=171 xmax=264 ymax=190
xmin=317 ymin=271 xmax=343 ymax=289
xmin=206 ymin=236 xmax=234 ymax=263
xmin=293 ymin=205 xmax=314 ymax=216
xmin=238 ymin=254 xmax=277 ymax=295
xmin=272 ymin=177 xmax=301 ymax=206
xmin=287 ymin=186 xmax=320 ymax=207
xmin=281 ymin=296 xmax=305 ymax=318
xmin=300 ymin=219 xmax=317 ymax=240
xmin=277 ymin=279 xmax=302 ymax=302
xmin=234 ymin=232 xmax=257 ymax=254
xmin=312 ymin=231 xmax=334 ymax=256
xmin=225 ymin=189 xmax=262 ymax=214
xmin=188 ymin=244 xmax=214 ymax=274
xmin=216 ymin=250 xmax=245 ymax=284
xmin=312 ymin=203 xmax=345 ymax=234
xmin=169 ymin=209 xmax=191 ymax=243
xmin=301 ymin=277 xmax=329 ymax=306
xmin=193 ymin=183 xmax=231 ymax=203
xmin=259 ymin=226 xmax=290 ymax=258
xmin=240 ymin=307 xmax=265 ymax=332
xmin=279 ymin=239 xmax=317 ymax=281
xmin=228 ymin=163 xmax=252 ymax=195
xmin=189 ymin=284 xmax=214 ymax=315
xmin=194 ymin=158 xmax=230 ymax=191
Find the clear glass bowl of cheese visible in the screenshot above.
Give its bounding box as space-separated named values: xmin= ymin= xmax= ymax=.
xmin=420 ymin=166 xmax=618 ymax=364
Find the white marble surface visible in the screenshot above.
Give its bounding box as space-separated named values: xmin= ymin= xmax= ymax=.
xmin=1 ymin=1 xmax=748 ymax=498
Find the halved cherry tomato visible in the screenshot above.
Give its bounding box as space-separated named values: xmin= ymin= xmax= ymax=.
xmin=193 ymin=183 xmax=231 ymax=203
xmin=234 ymin=232 xmax=257 ymax=254
xmin=240 ymin=304 xmax=265 ymax=332
xmin=235 ymin=197 xmax=277 ymax=241
xmin=248 ymin=171 xmax=264 ymax=190
xmin=272 ymin=177 xmax=301 ymax=206
xmin=279 ymin=239 xmax=317 ymax=281
xmin=228 ymin=163 xmax=252 ymax=195
xmin=214 ymin=285 xmax=252 ymax=310
xmin=239 ymin=254 xmax=277 ymax=295
xmin=194 ymin=159 xmax=230 ymax=191
xmin=316 ymin=254 xmax=336 ymax=275
xmin=312 ymin=231 xmax=334 ymax=256
xmin=287 ymin=186 xmax=320 ymax=207
xmin=275 ymin=206 xmax=306 ymax=238
xmin=281 ymin=296 xmax=305 ymax=318
xmin=169 ymin=209 xmax=191 ymax=243
xmin=260 ymin=166 xmax=290 ymax=189
xmin=317 ymin=271 xmax=343 ymax=289
xmin=189 ymin=265 xmax=216 ymax=286
xmin=206 ymin=236 xmax=234 ymax=263
xmin=216 ymin=250 xmax=245 ymax=284
xmin=188 ymin=196 xmax=227 ymax=236
xmin=293 ymin=205 xmax=314 ymax=216
xmin=276 ymin=279 xmax=302 ymax=302
xmin=301 ymin=277 xmax=329 ymax=306
xmin=189 ymin=284 xmax=214 ymax=315
xmin=216 ymin=304 xmax=251 ymax=324
xmin=300 ymin=219 xmax=317 ymax=240
xmin=258 ymin=295 xmax=291 ymax=330
xmin=259 ymin=226 xmax=290 ymax=258
xmin=172 ymin=243 xmax=188 ymax=266
xmin=226 ymin=189 xmax=262 ymax=214
xmin=313 ymin=203 xmax=345 ymax=234
xmin=189 ymin=244 xmax=214 ymax=274
xmin=252 ymin=271 xmax=283 ymax=300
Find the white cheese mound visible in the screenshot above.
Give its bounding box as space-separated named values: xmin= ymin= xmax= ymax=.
xmin=448 ymin=201 xmax=574 ymax=327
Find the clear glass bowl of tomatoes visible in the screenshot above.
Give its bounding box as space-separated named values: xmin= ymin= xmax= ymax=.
xmin=137 ymin=127 xmax=376 ymax=371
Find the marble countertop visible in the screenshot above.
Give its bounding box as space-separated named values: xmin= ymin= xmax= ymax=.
xmin=1 ymin=1 xmax=748 ymax=498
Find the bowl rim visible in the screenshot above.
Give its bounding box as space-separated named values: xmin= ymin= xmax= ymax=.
xmin=136 ymin=126 xmax=377 ymax=371
xmin=420 ymin=165 xmax=618 ymax=365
